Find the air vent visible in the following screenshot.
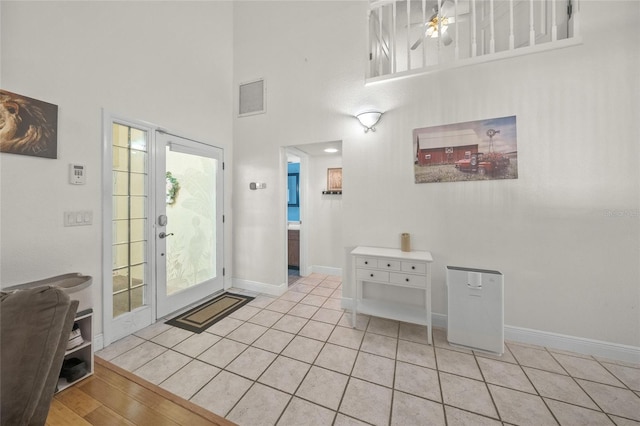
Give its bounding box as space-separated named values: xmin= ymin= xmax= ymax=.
xmin=239 ymin=78 xmax=266 ymax=117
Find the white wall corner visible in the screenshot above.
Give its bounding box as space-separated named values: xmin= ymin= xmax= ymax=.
xmin=224 ymin=276 xmax=234 ymax=291
xmin=94 ymin=333 xmax=104 ymax=352
xmin=232 ymin=278 xmax=287 ymax=297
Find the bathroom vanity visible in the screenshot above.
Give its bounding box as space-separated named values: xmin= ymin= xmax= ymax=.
xmin=288 ymin=228 xmax=300 ymax=269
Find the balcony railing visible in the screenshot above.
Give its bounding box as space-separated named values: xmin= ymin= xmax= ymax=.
xmin=367 ymin=0 xmax=581 ymax=83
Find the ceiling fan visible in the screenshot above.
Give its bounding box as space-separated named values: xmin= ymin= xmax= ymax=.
xmin=410 ymin=0 xmax=458 ymax=50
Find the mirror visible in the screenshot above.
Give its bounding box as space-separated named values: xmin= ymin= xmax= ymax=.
xmin=288 ymin=173 xmax=299 ymax=207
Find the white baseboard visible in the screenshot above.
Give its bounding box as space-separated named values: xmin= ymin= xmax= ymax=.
xmin=309 ymin=265 xmax=342 ymax=277
xmin=232 ymin=278 xmax=287 ymax=297
xmin=339 ymin=299 xmax=639 ymax=364
xmin=94 ymin=333 xmax=104 ymax=351
xmin=504 ymin=325 xmax=640 ymax=364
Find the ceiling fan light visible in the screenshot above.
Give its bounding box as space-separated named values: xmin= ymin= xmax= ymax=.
xmin=429 ymin=25 xmax=449 ymax=38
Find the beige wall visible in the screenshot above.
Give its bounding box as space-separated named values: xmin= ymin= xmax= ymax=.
xmin=0 ymin=1 xmax=235 ymax=337
xmin=308 ymin=155 xmax=343 ymax=272
xmin=1 ymin=1 xmax=637 ymax=351
xmin=232 ymin=1 xmax=639 ymax=347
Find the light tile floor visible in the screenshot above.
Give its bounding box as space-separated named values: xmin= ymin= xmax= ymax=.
xmin=96 ymin=273 xmax=640 ymax=426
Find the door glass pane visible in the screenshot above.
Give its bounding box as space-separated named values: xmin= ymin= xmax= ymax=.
xmin=129 ymin=173 xmax=146 ymax=196
xmin=113 ymin=171 xmax=129 ymax=195
xmin=111 ymin=123 xmax=148 ymax=318
xmin=113 ymin=218 xmax=145 ymax=244
xmin=165 ymin=147 xmax=218 ymax=296
xmin=112 ymin=243 xmax=129 ymax=269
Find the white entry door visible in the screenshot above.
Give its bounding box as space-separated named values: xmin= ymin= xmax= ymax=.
xmin=155 ymin=132 xmax=224 ymax=318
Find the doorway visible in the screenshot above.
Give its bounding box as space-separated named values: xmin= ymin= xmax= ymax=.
xmin=155 ymin=132 xmax=224 ymax=318
xmin=284 ymin=141 xmax=342 ymax=285
xmin=287 ymin=153 xmax=302 ymax=286
xmin=103 ymin=114 xmax=224 ymax=346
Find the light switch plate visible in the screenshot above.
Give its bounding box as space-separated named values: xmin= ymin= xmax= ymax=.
xmin=64 ymin=210 xmax=93 ymax=227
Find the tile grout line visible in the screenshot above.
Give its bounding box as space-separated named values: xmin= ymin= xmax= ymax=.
xmin=472 ymin=347 xmax=503 ymax=424
xmin=212 ymin=276 xmax=340 ymax=422
xmin=545 ymin=348 xmax=606 ymax=418
xmin=101 ymin=274 xmax=640 ymax=426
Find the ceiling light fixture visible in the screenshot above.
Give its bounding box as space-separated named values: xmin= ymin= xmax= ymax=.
xmin=324 ymin=148 xmax=339 ymax=153
xmin=355 ymin=111 xmax=384 ymax=133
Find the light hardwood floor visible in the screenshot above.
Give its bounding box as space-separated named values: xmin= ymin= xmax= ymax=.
xmin=46 ymin=356 xmax=235 ymax=426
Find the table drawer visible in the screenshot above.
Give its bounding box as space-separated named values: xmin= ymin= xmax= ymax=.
xmin=356 ymin=268 xmax=390 ymax=283
xmin=401 ymin=262 xmax=426 ymax=274
xmin=389 ymin=272 xmax=427 ymax=288
xmin=376 ymin=259 xmax=401 ymax=271
xmin=355 ymin=257 xmax=378 ymax=268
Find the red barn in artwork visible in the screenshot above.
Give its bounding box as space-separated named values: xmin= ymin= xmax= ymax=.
xmin=416 ymin=143 xmax=479 ymax=166
xmin=415 ymin=129 xmax=480 ymax=166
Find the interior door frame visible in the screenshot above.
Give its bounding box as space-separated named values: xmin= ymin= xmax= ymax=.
xmin=155 ymin=131 xmax=225 ymax=319
xmin=101 ymin=111 xmax=157 ymax=347
xmin=284 ymin=147 xmax=309 ymax=279
xmin=102 ymin=112 xmax=225 ymax=347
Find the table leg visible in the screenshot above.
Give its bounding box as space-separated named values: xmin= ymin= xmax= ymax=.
xmin=352 ymin=280 xmax=357 ymax=328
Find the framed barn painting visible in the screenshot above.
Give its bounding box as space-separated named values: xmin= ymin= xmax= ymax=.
xmin=0 ymin=89 xmax=58 ymax=159
xmin=413 ymin=116 xmax=517 ymax=184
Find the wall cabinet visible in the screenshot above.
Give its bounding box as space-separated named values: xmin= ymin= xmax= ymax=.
xmin=351 ymin=246 xmax=434 ymax=344
xmin=56 ymin=309 xmax=93 ymax=393
xmin=288 ymin=229 xmax=300 ymax=268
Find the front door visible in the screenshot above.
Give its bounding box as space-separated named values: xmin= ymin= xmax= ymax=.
xmin=155 ymin=132 xmax=224 ymax=318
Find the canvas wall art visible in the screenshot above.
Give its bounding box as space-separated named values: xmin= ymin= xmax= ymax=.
xmin=327 ymin=168 xmax=343 ymax=191
xmin=413 ymin=116 xmax=517 ymax=184
xmin=0 ymin=89 xmax=58 ymax=159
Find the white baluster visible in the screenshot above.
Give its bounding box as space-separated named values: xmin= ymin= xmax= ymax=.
xmin=437 ymin=0 xmax=441 ymax=54
xmin=392 ymin=1 xmax=397 ymax=73
xmin=379 ymin=6 xmax=383 ymax=76
xmin=406 ymin=0 xmax=411 ymax=70
xmin=551 ymin=0 xmax=557 ymax=41
xmin=573 ymin=0 xmax=581 ymax=37
xmin=489 ymin=0 xmax=495 ymax=53
xmin=422 ymin=0 xmax=427 ymax=67
xmin=509 ymin=0 xmax=514 ymax=50
xmin=368 ymin=9 xmax=373 ymax=77
xmin=454 ymin=0 xmax=459 ymax=59
xmin=529 ymin=0 xmax=536 ymax=46
xmin=471 ymin=0 xmax=477 ymax=57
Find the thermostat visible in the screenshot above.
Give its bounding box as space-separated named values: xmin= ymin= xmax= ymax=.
xmin=69 ymin=164 xmax=86 ymax=185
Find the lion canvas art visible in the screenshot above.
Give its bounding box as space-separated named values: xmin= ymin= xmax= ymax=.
xmin=0 ymin=89 xmax=58 ymax=159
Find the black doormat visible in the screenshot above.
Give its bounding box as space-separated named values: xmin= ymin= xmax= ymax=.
xmin=165 ymin=292 xmax=254 ymax=333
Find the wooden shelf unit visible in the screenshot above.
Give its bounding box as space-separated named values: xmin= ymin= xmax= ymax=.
xmin=56 ymin=309 xmax=94 ymax=393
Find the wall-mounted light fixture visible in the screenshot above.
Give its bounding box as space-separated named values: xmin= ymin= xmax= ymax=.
xmin=355 ymin=111 xmax=384 ymax=133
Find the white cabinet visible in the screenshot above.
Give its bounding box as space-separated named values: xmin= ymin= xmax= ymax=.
xmin=351 ymin=246 xmax=434 ymax=344
xmin=56 ymin=309 xmax=94 ymax=393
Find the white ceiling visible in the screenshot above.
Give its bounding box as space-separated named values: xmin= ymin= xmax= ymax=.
xmin=288 ymin=140 xmax=342 ymax=158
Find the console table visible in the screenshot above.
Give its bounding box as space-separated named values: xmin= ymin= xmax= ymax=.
xmin=351 ymin=246 xmax=434 ymax=345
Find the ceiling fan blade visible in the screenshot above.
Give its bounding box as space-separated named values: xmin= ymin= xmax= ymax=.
xmin=411 ymin=35 xmax=425 ymax=50
xmin=440 ymin=0 xmax=455 ymax=17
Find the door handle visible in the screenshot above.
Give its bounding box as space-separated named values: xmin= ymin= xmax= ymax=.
xmin=159 ymin=232 xmax=174 ymax=239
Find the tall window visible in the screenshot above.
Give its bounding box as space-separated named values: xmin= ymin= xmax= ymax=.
xmin=112 ymin=123 xmax=148 ymax=317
